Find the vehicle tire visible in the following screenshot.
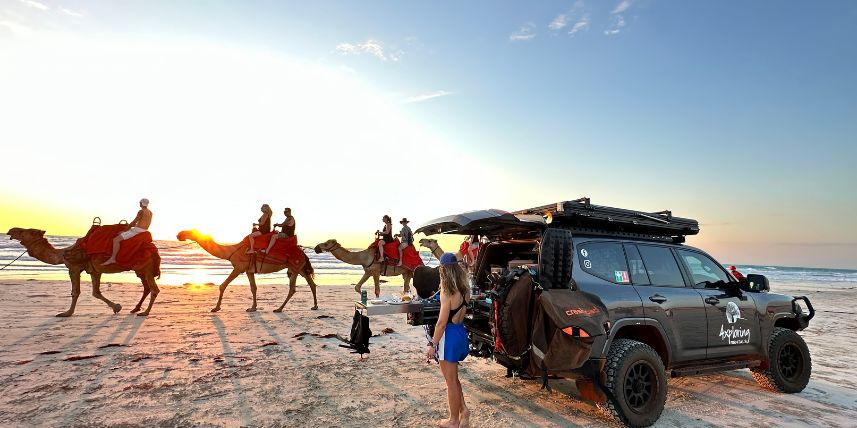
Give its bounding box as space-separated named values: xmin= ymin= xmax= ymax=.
xmin=599 ymin=338 xmax=667 ymax=428
xmin=539 ymin=228 xmax=573 ymax=289
xmin=751 ymin=327 xmax=811 ymax=393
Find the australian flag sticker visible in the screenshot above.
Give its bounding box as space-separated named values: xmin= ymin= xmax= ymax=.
xmin=615 ymin=271 xmax=630 ymax=284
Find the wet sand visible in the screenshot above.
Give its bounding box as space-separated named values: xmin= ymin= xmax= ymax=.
xmin=0 ymin=280 xmax=855 ymax=427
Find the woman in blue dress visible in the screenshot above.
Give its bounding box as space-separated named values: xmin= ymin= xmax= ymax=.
xmin=426 ymin=253 xmax=471 ymax=428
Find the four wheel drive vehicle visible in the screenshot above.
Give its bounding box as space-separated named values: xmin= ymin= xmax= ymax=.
xmin=410 ymin=198 xmax=815 ymax=428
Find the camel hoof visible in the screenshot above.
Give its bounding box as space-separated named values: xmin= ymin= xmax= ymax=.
xmin=311 ymin=306 xmax=318 ymax=310
xmin=130 ymin=307 xmax=141 ymax=314
xmin=211 ymin=307 xmax=221 ymax=313
xmin=246 ymin=307 xmax=257 ymax=312
xmin=55 ymin=312 xmax=72 ymax=318
xmin=113 ymin=304 xmax=122 ymax=314
xmin=137 ymin=311 xmax=149 ymax=317
xmin=273 ymin=308 xmax=283 ymax=313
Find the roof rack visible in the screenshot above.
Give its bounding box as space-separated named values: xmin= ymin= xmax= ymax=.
xmin=512 ymin=197 xmax=699 ymax=241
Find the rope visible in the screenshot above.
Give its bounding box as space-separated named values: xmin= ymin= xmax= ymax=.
xmin=0 ymin=250 xmax=28 ymax=271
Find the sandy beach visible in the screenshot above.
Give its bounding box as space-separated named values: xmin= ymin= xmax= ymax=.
xmin=0 ymin=279 xmax=855 ymax=428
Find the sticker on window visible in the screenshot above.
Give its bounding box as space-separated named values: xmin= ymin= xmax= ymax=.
xmin=580 ymin=249 xmax=589 ymax=258
xmin=583 ymin=260 xmax=592 ymax=269
xmin=614 ymin=271 xmax=630 ymax=283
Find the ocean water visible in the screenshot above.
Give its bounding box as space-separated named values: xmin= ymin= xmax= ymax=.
xmin=1 ymin=234 xmax=854 ymax=289
xmin=0 ymin=234 xmax=440 ymax=287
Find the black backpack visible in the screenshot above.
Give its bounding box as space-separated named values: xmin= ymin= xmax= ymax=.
xmin=338 ymin=310 xmax=372 ymax=356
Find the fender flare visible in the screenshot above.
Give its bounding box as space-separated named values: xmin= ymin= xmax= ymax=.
xmin=600 ymin=317 xmax=673 ymax=366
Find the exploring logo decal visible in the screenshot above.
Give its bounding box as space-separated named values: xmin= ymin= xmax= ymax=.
xmin=719 ymin=301 xmax=750 ymax=344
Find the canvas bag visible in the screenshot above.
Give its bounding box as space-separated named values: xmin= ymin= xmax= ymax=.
xmin=493 ymin=269 xmax=536 ymax=360
xmin=338 ymin=310 xmax=372 ymax=355
xmin=529 ymin=289 xmax=609 ymax=383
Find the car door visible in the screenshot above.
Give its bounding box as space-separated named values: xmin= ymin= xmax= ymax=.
xmin=675 ymin=249 xmax=764 ymax=359
xmin=632 ymin=244 xmax=709 ymax=363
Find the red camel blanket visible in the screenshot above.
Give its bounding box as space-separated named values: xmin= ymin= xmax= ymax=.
xmin=245 ymin=233 xmax=306 ymax=271
xmin=369 ymin=238 xmax=423 ymax=271
xmin=77 ymin=224 xmax=158 ymax=269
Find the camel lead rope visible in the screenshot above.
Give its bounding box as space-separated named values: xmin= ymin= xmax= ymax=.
xmin=0 ymin=250 xmax=28 ymax=271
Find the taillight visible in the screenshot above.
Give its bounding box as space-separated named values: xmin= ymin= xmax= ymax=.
xmin=562 ymin=326 xmax=590 ymax=338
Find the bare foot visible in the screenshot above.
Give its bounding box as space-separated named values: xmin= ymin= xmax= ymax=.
xmin=396 ymin=262 xmax=403 ymax=267
xmin=260 ymin=249 xmax=268 ymax=254
xmin=245 ymin=249 xmax=255 ymax=254
xmin=460 ymin=409 xmax=470 ymax=428
xmin=436 ymin=419 xmax=460 ymax=428
xmin=102 ymin=259 xmax=116 ymax=265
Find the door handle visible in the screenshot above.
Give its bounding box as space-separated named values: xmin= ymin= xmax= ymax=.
xmin=705 ymin=296 xmax=720 ymax=305
xmin=649 ymin=294 xmax=667 ymax=304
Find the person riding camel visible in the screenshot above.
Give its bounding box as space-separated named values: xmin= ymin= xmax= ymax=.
xmin=395 ymin=218 xmax=414 ymax=267
xmin=262 ymin=207 xmax=296 ymax=254
xmin=246 ymin=204 xmax=272 ymax=254
xmin=103 ymin=198 xmax=152 ymax=265
xmin=376 ymin=215 xmax=394 ymax=263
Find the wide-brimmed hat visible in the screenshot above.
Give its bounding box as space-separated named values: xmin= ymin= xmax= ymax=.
xmin=139 ymin=198 xmax=149 ymax=207
xmin=400 ymin=218 xmax=410 ymax=224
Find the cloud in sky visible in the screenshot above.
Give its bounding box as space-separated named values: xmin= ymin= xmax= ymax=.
xmin=18 ymin=0 xmax=48 ymax=11
xmin=569 ymin=15 xmax=590 ymax=36
xmin=548 ymin=14 xmax=568 ymax=31
xmin=605 ymin=15 xmax=626 ymax=35
xmin=510 ymin=22 xmax=536 ymax=41
xmin=335 ymin=39 xmax=400 ymax=61
xmin=612 ymin=0 xmax=631 ymax=14
xmin=403 ymin=90 xmax=454 ymax=104
xmin=60 ymin=8 xmax=83 ymax=18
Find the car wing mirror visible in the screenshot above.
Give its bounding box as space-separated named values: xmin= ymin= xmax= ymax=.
xmin=744 ymin=274 xmax=769 ymax=292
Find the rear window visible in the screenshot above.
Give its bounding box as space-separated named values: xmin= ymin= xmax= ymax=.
xmin=577 ymin=242 xmax=630 ymax=284
xmin=637 ymin=245 xmax=686 ymax=287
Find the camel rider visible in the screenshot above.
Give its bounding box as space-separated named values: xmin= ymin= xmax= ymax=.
xmin=395 ymin=218 xmax=414 ymax=267
xmin=246 ymin=204 xmax=272 ymax=254
xmin=262 ymin=207 xmax=296 ymax=254
xmin=103 ymin=198 xmax=152 ymax=265
xmin=377 ymin=215 xmax=393 ymax=263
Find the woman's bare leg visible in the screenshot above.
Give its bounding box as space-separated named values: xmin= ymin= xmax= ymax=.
xmin=246 ymin=232 xmax=260 ymax=254
xmin=439 ymin=361 xmax=461 ymax=427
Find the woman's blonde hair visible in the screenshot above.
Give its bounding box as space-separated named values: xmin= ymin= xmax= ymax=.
xmin=439 ymin=262 xmax=469 ymax=297
xmin=261 ymin=204 xmax=272 ymax=215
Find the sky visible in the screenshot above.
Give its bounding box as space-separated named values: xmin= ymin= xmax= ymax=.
xmin=1 ymin=0 xmax=855 ymax=268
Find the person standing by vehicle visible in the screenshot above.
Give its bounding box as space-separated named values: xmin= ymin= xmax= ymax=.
xmin=395 ymin=217 xmax=413 ymax=267
xmin=103 ymin=198 xmax=152 ymax=265
xmin=376 ymin=215 xmax=393 ymax=263
xmin=245 ymin=204 xmax=272 ymax=254
xmin=425 ymin=253 xmax=471 ymax=428
xmin=262 ymin=207 xmax=295 ymax=254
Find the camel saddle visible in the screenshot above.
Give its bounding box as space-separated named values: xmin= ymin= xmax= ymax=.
xmin=76 ymin=224 xmax=158 ymax=270
xmin=369 ymin=238 xmax=423 ymax=271
xmin=245 ymin=233 xmax=306 ymax=271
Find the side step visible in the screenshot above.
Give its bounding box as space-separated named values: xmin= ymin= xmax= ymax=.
xmin=671 ymin=360 xmax=761 ymax=378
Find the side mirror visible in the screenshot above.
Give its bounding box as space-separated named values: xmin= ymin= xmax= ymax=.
xmin=744 ymin=274 xmax=770 ymax=292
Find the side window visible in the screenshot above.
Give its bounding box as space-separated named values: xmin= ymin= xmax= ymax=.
xmin=676 ymin=249 xmax=731 ymax=287
xmin=623 ymin=244 xmax=651 ymax=285
xmin=577 ymin=242 xmax=630 ymax=284
xmin=637 ymin=245 xmax=686 ymax=287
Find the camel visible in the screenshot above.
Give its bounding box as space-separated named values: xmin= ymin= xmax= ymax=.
xmin=313 ymin=239 xmax=416 ymax=298
xmin=176 ymin=229 xmax=318 ymax=312
xmin=418 ymin=238 xmax=462 ymax=260
xmin=7 ymin=228 xmax=161 ymax=317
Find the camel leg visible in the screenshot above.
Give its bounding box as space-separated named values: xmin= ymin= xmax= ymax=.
xmin=212 ymin=268 xmax=242 ymax=312
xmin=403 ymin=272 xmax=412 ymax=294
xmin=354 ymin=270 xmax=373 ymax=293
xmin=373 ymin=273 xmax=381 ymax=298
xmin=131 ymin=276 xmax=151 ymax=313
xmin=57 ymin=269 xmax=83 ymax=317
xmin=91 ymin=273 xmax=122 ymax=314
xmin=274 ymin=272 xmax=298 ymax=313
xmin=136 ymin=275 xmax=160 ymax=316
xmin=307 ymin=273 xmax=318 ymax=310
xmin=246 ymin=272 xmax=258 ymax=312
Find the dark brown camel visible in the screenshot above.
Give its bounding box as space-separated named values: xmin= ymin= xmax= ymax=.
xmin=7 ymin=228 xmax=161 ymax=317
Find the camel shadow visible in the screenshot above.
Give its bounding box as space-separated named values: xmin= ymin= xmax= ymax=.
xmin=211 ymin=315 xmax=255 ymax=427
xmin=61 ymin=315 xmax=147 ymax=426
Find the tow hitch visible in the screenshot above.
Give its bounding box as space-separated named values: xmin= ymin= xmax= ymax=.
xmin=791 ymin=296 xmax=815 ymax=330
